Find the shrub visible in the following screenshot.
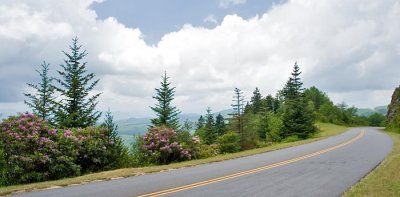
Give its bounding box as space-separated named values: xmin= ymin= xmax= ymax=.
xmin=197 ymin=144 xmax=219 ymax=158
xmin=74 ymin=127 xmax=122 ymax=173
xmin=177 ymin=131 xmax=201 ymax=159
xmin=0 ymin=113 xmax=80 ymax=185
xmin=217 ymin=132 xmax=241 ymax=153
xmin=140 ymin=127 xmax=191 ymax=164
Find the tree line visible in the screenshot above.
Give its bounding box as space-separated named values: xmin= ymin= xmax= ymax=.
xmin=0 ymin=37 xmax=387 ymax=186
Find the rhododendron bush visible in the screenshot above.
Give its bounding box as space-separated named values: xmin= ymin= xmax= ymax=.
xmin=140 ymin=127 xmax=197 ymax=164
xmin=0 ymin=113 xmax=124 ymax=185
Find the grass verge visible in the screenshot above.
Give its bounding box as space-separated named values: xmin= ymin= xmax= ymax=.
xmin=0 ymin=123 xmax=348 ymax=196
xmin=343 ymin=130 xmax=400 ymax=197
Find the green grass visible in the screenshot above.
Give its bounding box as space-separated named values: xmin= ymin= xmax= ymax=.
xmin=343 ymin=130 xmax=400 ymax=197
xmin=0 ymin=123 xmax=348 ymax=196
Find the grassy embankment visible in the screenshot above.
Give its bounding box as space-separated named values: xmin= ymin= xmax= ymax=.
xmin=343 ymin=129 xmax=400 ymax=197
xmin=0 ymin=123 xmax=348 ymax=196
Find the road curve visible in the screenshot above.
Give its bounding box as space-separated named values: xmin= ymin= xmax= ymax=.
xmin=14 ymin=127 xmax=393 ymax=197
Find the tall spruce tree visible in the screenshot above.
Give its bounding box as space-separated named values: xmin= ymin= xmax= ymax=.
xmin=215 ymin=113 xmax=226 ymax=136
xmin=281 ymin=62 xmax=316 ymax=138
xmin=250 ymin=87 xmax=263 ymax=114
xmin=54 ymin=37 xmax=101 ymax=128
xmin=204 ymin=108 xmax=217 ymax=144
xmin=150 ymin=71 xmax=180 ymax=130
xmin=283 ymin=62 xmax=303 ymax=100
xmin=24 ymin=61 xmax=56 ymax=123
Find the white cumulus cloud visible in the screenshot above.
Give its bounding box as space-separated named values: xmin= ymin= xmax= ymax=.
xmin=0 ymin=0 xmax=399 ymax=118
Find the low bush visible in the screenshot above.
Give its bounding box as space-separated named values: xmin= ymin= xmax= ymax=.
xmin=0 ymin=113 xmax=130 ymax=186
xmin=197 ymin=144 xmax=219 ymax=158
xmin=0 ymin=113 xmax=80 ymax=185
xmin=217 ymin=132 xmax=241 ymax=153
xmin=140 ymin=127 xmax=192 ymax=164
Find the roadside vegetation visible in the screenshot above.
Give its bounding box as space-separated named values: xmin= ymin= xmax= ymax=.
xmin=0 ymin=38 xmax=388 ymax=192
xmin=0 ymin=123 xmax=347 ymax=196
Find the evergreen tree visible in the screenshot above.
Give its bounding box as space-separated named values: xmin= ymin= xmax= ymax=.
xmin=282 ymin=62 xmax=303 ymax=100
xmin=101 ymin=109 xmax=128 ymax=168
xmin=281 ymin=62 xmax=316 ymax=138
xmin=54 ymin=37 xmax=102 ymax=128
xmin=24 ymin=61 xmax=56 ymax=123
xmin=264 ymin=94 xmax=280 ymax=113
xmin=250 ymin=87 xmax=263 ymax=114
xmin=231 ymin=88 xmax=245 ymax=144
xmin=215 ymin=113 xmax=226 ymax=136
xmin=204 ymin=108 xmax=217 ymax=144
xmin=150 ymin=71 xmax=180 ymax=130
xmin=196 ymin=115 xmax=205 ymax=130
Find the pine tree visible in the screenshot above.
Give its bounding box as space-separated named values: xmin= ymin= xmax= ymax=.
xmin=24 ymin=61 xmax=56 ymax=123
xmin=101 ymin=109 xmax=128 ymax=168
xmin=196 ymin=115 xmax=205 ymax=130
xmin=250 ymin=87 xmax=263 ymax=114
xmin=150 ymin=71 xmax=181 ymax=130
xmin=231 ymin=88 xmax=245 ymax=143
xmin=54 ymin=37 xmax=102 ymax=128
xmin=281 ymin=62 xmax=316 ymax=138
xmin=215 ymin=113 xmax=226 ymax=136
xmin=264 ymin=94 xmax=279 ymax=113
xmin=204 ymin=108 xmax=217 ymax=144
xmin=283 ymin=62 xmax=303 ymax=100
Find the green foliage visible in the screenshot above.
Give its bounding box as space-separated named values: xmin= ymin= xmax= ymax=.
xmin=282 ymin=62 xmax=303 ymax=100
xmin=24 ymin=61 xmax=56 ymax=124
xmin=150 ymin=72 xmax=181 ymax=130
xmin=387 ymin=86 xmax=400 ymax=130
xmin=204 ymin=108 xmax=217 ymax=144
xmin=281 ymin=62 xmax=316 ymax=139
xmin=303 ymin=86 xmax=331 ymax=111
xmin=100 ymin=110 xmax=129 ymax=169
xmin=196 ymin=115 xmax=205 ymax=130
xmin=194 ymin=127 xmax=207 ymax=142
xmin=241 ymin=113 xmax=261 ymax=149
xmin=367 ymin=113 xmax=386 ymax=127
xmin=282 ymin=135 xmax=300 ymax=143
xmin=250 ymin=87 xmax=263 ymax=113
xmin=217 ymin=132 xmax=241 ymax=153
xmin=231 ymin=88 xmax=245 ymax=135
xmin=54 ymin=37 xmax=101 ymax=128
xmin=264 ymin=94 xmax=280 ymax=113
xmin=215 ymin=114 xmax=226 ymax=136
xmin=197 ymin=144 xmax=219 ymax=159
xmin=265 ymin=112 xmax=283 ymax=142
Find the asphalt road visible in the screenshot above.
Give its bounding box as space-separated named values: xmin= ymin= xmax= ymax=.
xmin=15 ymin=127 xmax=393 ymax=197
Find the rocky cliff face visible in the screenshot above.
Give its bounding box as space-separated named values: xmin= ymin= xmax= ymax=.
xmin=387 ymin=86 xmax=400 ymax=128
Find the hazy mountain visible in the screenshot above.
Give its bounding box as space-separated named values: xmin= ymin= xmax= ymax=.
xmin=115 ymin=109 xmax=234 ymax=146
xmin=356 ymin=106 xmax=388 ymax=117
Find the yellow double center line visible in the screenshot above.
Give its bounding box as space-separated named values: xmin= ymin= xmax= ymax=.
xmin=138 ymin=130 xmax=365 ymax=197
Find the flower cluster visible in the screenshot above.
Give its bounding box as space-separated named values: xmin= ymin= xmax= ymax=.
xmin=141 ymin=127 xmax=191 ymax=164
xmin=0 ymin=113 xmax=123 ymax=185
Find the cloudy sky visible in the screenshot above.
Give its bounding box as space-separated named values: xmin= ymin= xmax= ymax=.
xmin=0 ymin=0 xmax=399 ymax=120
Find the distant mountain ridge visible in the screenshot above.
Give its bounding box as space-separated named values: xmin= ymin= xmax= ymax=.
xmin=356 ymin=106 xmax=388 ymax=117
xmin=116 ymin=109 xmax=234 ymax=136
xmin=115 ymin=109 xmax=234 ymax=146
